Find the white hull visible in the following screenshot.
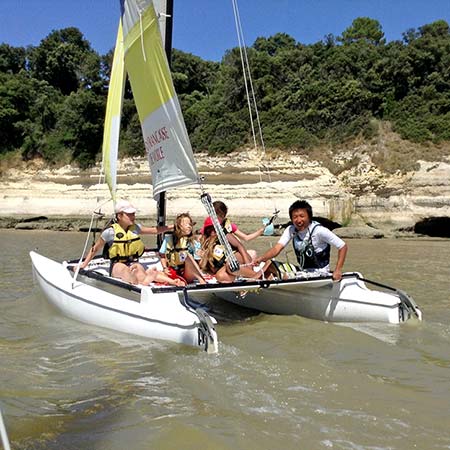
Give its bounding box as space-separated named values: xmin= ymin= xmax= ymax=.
xmin=208 ymin=273 xmax=422 ymax=324
xmin=30 ymin=251 xmax=218 ymax=352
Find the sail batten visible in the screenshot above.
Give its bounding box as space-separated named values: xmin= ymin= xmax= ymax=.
xmin=121 ymin=0 xmax=199 ymax=199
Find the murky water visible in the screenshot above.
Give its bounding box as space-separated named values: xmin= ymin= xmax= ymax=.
xmin=1 ymin=229 xmax=450 ymax=449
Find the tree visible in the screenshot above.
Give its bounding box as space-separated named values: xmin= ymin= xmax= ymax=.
xmin=43 ymin=89 xmax=105 ymax=167
xmin=28 ymin=27 xmax=102 ymax=95
xmin=0 ymin=43 xmax=26 ymax=74
xmin=340 ymin=17 xmax=385 ymax=46
xmin=171 ymin=49 xmax=218 ymax=95
xmin=253 ymin=33 xmax=297 ymax=56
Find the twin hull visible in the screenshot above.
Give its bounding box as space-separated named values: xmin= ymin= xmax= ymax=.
xmin=213 ymin=276 xmax=416 ymax=324
xmin=30 ymin=251 xmax=217 ymax=352
xmin=30 ymin=250 xmax=421 ymax=351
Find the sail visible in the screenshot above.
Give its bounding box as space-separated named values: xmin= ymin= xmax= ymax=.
xmin=153 ymin=0 xmax=168 ymax=46
xmin=120 ymin=0 xmax=199 ymax=199
xmin=102 ymin=20 xmax=126 ymax=201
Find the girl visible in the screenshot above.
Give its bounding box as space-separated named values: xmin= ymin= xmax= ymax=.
xmin=80 ymin=199 xmax=181 ymax=286
xmin=159 ymin=213 xmax=207 ymax=285
xmin=200 ymin=217 xmax=266 ymax=283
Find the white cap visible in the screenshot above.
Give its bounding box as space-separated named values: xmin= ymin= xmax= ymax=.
xmin=114 ymin=199 xmax=137 ymax=214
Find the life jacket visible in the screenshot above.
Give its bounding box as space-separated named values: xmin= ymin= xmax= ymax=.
xmin=222 ymin=218 xmax=233 ymax=234
xmin=165 ymin=235 xmax=193 ymax=269
xmin=266 ymin=260 xmax=300 ymax=279
xmin=211 ymin=243 xmax=227 ymax=269
xmin=292 ymin=223 xmax=330 ymax=269
xmin=107 ymin=223 xmax=145 ymax=263
xmin=209 ymin=233 xmax=240 ymax=270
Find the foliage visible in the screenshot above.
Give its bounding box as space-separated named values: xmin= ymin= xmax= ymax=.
xmin=1 ymin=19 xmax=450 ymax=169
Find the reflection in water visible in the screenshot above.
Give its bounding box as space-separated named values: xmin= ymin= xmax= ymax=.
xmin=1 ymin=230 xmax=450 ymax=449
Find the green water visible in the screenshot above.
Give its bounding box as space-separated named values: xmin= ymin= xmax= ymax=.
xmin=1 ymin=230 xmax=449 ymax=449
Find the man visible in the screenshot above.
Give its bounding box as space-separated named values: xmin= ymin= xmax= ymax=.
xmin=255 ymin=200 xmax=347 ymax=281
xmin=79 ymin=199 xmax=179 ymax=285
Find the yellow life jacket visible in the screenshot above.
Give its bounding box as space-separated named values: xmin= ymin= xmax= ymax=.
xmin=166 ymin=235 xmax=192 ymax=268
xmin=212 ymin=243 xmax=226 ymax=269
xmin=222 ymin=218 xmax=233 ymax=234
xmin=107 ymin=223 xmax=145 ymax=262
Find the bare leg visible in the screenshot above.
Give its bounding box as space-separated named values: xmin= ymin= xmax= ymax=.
xmin=215 ymin=266 xmax=236 ymax=283
xmin=112 ymin=262 xmax=139 ymax=284
xmin=183 ymin=254 xmax=206 ymax=284
xmin=228 ymin=253 xmax=263 ymax=280
xmin=154 ymin=272 xmax=186 ymax=286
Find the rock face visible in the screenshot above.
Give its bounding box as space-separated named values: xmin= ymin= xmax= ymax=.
xmin=350 ymin=160 xmax=450 ymax=230
xmin=1 ymin=151 xmax=449 ymax=233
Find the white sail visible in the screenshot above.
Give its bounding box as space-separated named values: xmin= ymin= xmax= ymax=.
xmin=102 ymin=20 xmax=125 ymax=201
xmin=121 ymin=0 xmax=199 ymax=199
xmin=153 ymin=0 xmax=168 ymax=45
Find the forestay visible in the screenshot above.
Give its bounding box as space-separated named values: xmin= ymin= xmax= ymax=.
xmin=120 ymin=0 xmax=199 ymax=198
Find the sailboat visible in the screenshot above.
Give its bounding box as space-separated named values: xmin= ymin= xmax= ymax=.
xmin=30 ymin=0 xmax=219 ymax=352
xmin=30 ymin=0 xmax=422 ymax=353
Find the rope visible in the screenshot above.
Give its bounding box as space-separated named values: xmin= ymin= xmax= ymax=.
xmin=200 ymin=192 xmax=240 ymax=272
xmin=231 ymin=0 xmax=276 ymax=207
xmin=231 ymin=0 xmax=257 ymax=151
xmin=72 ymin=162 xmax=111 ymax=287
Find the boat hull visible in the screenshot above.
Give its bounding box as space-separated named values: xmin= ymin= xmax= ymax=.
xmin=30 ymin=251 xmax=218 ymax=352
xmin=211 ymin=275 xmax=421 ymax=324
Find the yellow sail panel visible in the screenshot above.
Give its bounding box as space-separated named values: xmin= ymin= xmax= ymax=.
xmin=123 ymin=6 xmax=174 ymax=118
xmin=102 ymin=20 xmax=125 ymax=200
xmin=121 ymin=0 xmax=198 ymax=199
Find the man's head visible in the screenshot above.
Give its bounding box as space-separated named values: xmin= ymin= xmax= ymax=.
xmin=289 ymin=200 xmax=313 ymax=231
xmin=289 ymin=200 xmax=313 ymax=221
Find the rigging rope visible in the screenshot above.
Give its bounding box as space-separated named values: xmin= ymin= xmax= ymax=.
xmin=72 ymin=166 xmax=111 ymax=287
xmin=231 ymin=0 xmax=272 ymax=185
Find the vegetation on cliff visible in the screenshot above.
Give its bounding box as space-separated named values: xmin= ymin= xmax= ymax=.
xmin=1 ymin=18 xmax=450 ymax=172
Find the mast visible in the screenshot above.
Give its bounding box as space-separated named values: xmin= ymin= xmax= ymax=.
xmin=156 ymin=0 xmax=174 ymax=246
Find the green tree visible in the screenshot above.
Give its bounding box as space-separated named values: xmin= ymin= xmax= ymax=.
xmin=28 ymin=27 xmax=102 ymax=95
xmin=43 ymin=89 xmax=105 ymax=167
xmin=340 ymin=17 xmax=385 ymax=46
xmin=0 ymin=43 xmax=26 ymax=74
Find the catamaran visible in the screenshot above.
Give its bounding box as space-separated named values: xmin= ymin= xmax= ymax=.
xmin=30 ymin=0 xmax=422 ymax=353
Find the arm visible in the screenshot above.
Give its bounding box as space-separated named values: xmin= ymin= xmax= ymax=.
xmin=319 ymin=228 xmax=347 ymax=281
xmin=254 ymin=243 xmax=284 ymax=264
xmin=158 ymin=237 xmax=171 ymax=273
xmin=158 ymin=254 xmax=173 ymax=276
xmin=80 ymin=237 xmax=105 ymax=269
xmin=226 ymin=233 xmax=252 ymax=264
xmin=233 ymin=226 xmax=265 ymax=242
xmin=332 ymin=243 xmax=348 ymax=281
xmin=140 ymin=224 xmax=174 ymax=234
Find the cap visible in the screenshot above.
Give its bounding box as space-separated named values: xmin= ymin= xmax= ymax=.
xmin=200 ymin=216 xmax=221 ymax=234
xmin=114 ymin=199 xmax=137 ymax=214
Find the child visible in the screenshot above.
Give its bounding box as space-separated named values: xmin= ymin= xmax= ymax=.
xmin=211 ymin=201 xmax=267 ymax=243
xmin=159 ymin=213 xmax=207 ymax=285
xmin=199 ymin=217 xmax=265 ymax=283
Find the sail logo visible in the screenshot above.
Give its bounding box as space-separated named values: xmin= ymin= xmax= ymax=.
xmin=145 ymin=126 xmax=169 ymax=165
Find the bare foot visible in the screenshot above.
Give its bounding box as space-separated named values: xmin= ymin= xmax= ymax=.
xmin=169 ymin=278 xmax=186 ymax=287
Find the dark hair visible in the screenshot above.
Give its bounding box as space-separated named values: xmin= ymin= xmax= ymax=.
xmin=289 ymin=200 xmax=313 ymax=220
xmin=213 ymin=201 xmax=228 ymax=218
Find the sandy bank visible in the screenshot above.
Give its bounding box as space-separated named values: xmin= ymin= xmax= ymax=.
xmin=1 ymin=152 xmax=450 ymax=233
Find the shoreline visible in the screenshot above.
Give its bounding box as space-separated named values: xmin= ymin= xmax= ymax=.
xmin=2 ymin=154 xmax=450 ymax=236
xmin=1 ymin=214 xmax=445 ymax=241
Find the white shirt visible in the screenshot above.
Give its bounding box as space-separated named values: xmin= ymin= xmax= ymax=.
xmin=278 ymin=222 xmax=345 ymax=253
